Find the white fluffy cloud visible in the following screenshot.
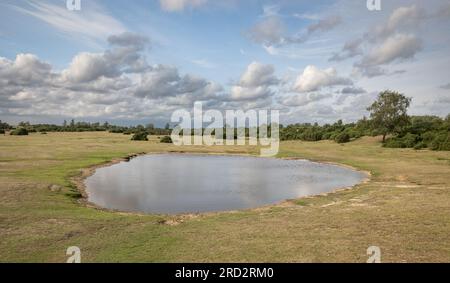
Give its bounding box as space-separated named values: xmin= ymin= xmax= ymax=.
xmin=293 ymin=65 xmax=352 ymax=93
xmin=230 ymin=62 xmax=278 ymax=101
xmin=61 ymin=33 xmax=150 ymax=83
xmin=0 ymin=54 xmax=52 ymax=86
xmin=238 ymin=62 xmax=278 ymax=88
xmin=0 ymin=32 xmax=225 ymax=122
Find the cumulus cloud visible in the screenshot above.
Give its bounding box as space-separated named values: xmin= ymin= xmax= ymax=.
xmin=0 ymin=54 xmax=52 ymax=87
xmin=230 ymin=62 xmax=279 ymax=101
xmin=330 ymin=5 xmax=428 ymax=77
xmin=160 ymin=0 xmax=207 ymax=12
xmin=293 ymin=65 xmax=352 ymax=93
xmin=135 ymin=65 xmax=221 ymax=104
xmin=61 ymin=32 xmax=150 ymax=83
xmin=238 ymin=62 xmax=278 ymax=88
xmin=0 ymin=32 xmax=225 ymax=122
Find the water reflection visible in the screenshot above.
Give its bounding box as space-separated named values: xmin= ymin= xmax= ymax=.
xmin=85 ymin=154 xmax=366 ymax=214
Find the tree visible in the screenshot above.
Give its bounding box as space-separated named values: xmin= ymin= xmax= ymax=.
xmin=367 ymin=90 xmax=411 ymax=142
xmin=131 ymin=131 xmax=148 ymax=141
xmin=165 ymin=123 xmax=170 ymax=130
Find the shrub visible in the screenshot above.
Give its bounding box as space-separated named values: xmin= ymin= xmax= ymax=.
xmin=321 ymin=132 xmax=332 ymax=140
xmin=430 ymin=132 xmax=450 ymax=151
xmin=131 ymin=132 xmax=148 ymax=141
xmin=301 ymin=128 xmax=322 ymax=141
xmin=10 ymin=128 xmax=29 ymax=136
xmin=0 ymin=129 xmax=5 ymax=134
xmin=414 ymin=141 xmax=427 ymax=150
xmin=335 ymin=132 xmax=350 ymax=144
xmin=160 ymin=136 xmax=173 ymax=143
xmin=384 ymin=138 xmax=404 ymax=148
xmin=421 ymin=131 xmax=437 ymax=143
xmin=401 ymin=133 xmax=420 ymax=148
xmin=384 ymin=133 xmax=420 ymax=148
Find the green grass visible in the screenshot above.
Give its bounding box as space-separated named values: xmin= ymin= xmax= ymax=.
xmin=0 ymin=132 xmax=449 ymax=262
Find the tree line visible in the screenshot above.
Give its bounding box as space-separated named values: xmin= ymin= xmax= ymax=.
xmin=280 ymin=91 xmax=450 ymax=151
xmin=1 ymin=91 xmax=449 ymax=150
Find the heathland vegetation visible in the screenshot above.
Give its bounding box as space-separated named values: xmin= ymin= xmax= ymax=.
xmin=1 ymin=132 xmax=449 ymax=262
xmin=1 ymin=91 xmax=449 ymax=150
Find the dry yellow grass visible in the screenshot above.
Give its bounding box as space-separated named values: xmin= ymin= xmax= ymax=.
xmin=0 ymin=132 xmax=449 ymax=262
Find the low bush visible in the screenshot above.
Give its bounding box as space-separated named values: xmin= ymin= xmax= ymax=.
xmin=384 ymin=133 xmax=420 ymax=149
xmin=10 ymin=128 xmax=29 ymax=136
xmin=335 ymin=132 xmax=350 ymax=144
xmin=160 ymin=136 xmax=173 ymax=143
xmin=131 ymin=132 xmax=148 ymax=141
xmin=430 ymin=132 xmax=450 ymax=151
xmin=0 ymin=129 xmax=5 ymax=134
xmin=414 ymin=141 xmax=427 ymax=150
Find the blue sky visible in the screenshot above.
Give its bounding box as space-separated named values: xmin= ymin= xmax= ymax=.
xmin=1 ymin=0 xmax=449 ymax=126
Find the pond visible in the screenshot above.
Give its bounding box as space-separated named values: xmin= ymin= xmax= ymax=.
xmin=84 ymin=154 xmax=367 ymax=214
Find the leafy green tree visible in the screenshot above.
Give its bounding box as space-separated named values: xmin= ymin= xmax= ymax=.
xmin=367 ymin=90 xmax=411 ymax=142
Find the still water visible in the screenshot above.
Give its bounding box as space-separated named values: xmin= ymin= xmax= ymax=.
xmin=85 ymin=154 xmax=366 ymax=214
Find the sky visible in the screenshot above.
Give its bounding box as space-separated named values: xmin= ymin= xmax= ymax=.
xmin=0 ymin=0 xmax=449 ymax=126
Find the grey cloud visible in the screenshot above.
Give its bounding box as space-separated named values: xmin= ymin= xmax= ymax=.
xmin=0 ymin=54 xmax=52 ymax=87
xmin=440 ymin=83 xmax=450 ymax=90
xmin=0 ymin=33 xmax=226 ymax=122
xmin=358 ymin=33 xmax=423 ymax=67
xmin=278 ymin=93 xmax=331 ymax=107
xmin=246 ymin=16 xmax=285 ymax=46
xmin=307 ymin=16 xmax=341 ymax=35
xmin=246 ymin=15 xmax=341 ymax=48
xmin=62 ymin=32 xmax=150 ymax=83
xmin=341 ymin=87 xmax=367 ymax=94
xmin=329 ymin=38 xmax=364 ymax=62
xmin=331 ymin=5 xmax=428 ymax=77
xmin=108 ymin=32 xmax=150 ymax=49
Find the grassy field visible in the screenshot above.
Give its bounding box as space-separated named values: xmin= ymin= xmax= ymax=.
xmin=0 ymin=132 xmax=449 ymax=262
